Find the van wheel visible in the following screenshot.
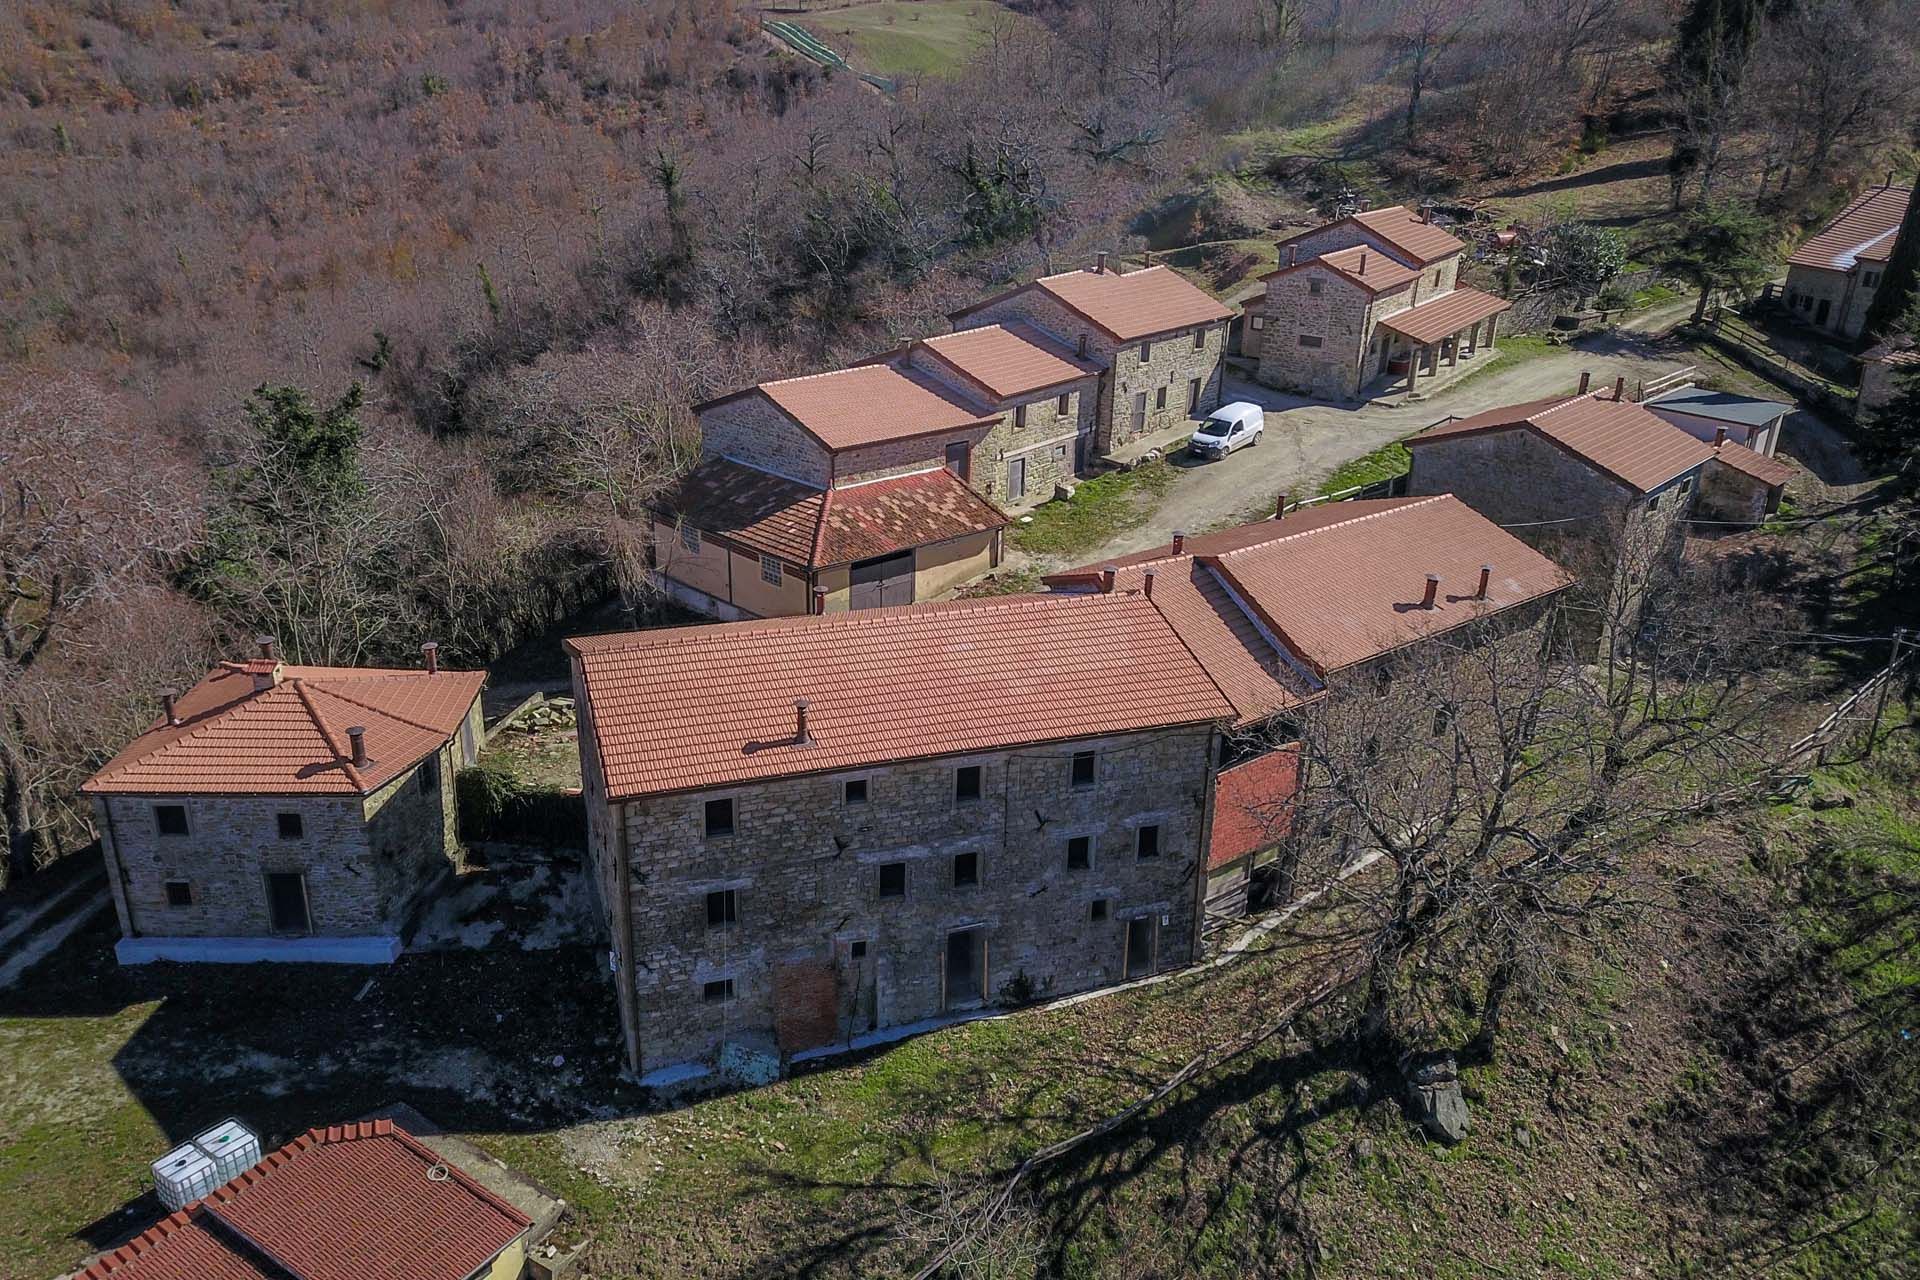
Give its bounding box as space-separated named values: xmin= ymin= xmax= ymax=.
xmin=1251 ymin=430 xmax=1262 ymax=446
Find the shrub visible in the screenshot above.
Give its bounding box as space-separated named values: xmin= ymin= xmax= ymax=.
xmin=457 ymin=761 xmax=587 ymax=848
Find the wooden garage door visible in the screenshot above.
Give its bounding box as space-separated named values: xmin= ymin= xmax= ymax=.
xmin=849 ymin=551 xmax=914 ymax=610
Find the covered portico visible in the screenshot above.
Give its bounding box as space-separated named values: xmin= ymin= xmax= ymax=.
xmin=1375 ymin=288 xmax=1513 ymax=396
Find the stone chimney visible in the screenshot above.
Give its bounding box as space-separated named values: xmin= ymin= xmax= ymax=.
xmin=162 ymin=690 xmax=181 ymax=727
xmin=1613 ymin=375 xmax=1626 ymax=401
xmin=1171 ymin=530 xmax=1186 ymax=555
xmin=1578 ymin=370 xmax=1591 ymax=394
xmin=1275 ymin=491 xmax=1288 ymax=519
xmin=1095 ymin=251 xmax=1109 ymax=274
xmin=898 ymin=337 xmax=915 ymax=367
xmin=1422 ymin=574 xmax=1440 ymax=609
xmin=1713 ymin=426 xmax=1728 ymax=447
xmin=794 ymin=699 xmax=812 ymax=746
xmin=1143 ymin=569 xmax=1157 ymax=599
xmin=346 ymin=725 xmax=369 ymax=769
xmin=421 ymin=641 xmax=440 ymax=675
xmin=1476 ymin=564 xmax=1492 ymax=600
xmin=255 ymin=635 xmax=278 ymax=661
xmin=250 ymin=662 xmax=283 ymax=693
xmin=1099 ymin=565 xmax=1117 ymax=594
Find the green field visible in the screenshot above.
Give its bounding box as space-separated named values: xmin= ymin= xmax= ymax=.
xmin=793 ymin=1 xmax=1016 ymax=79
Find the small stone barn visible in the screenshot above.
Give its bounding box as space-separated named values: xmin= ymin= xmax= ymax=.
xmin=82 ymin=642 xmax=485 ymax=964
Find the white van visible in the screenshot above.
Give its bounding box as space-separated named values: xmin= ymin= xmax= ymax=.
xmin=1188 ymin=401 xmax=1264 ymax=460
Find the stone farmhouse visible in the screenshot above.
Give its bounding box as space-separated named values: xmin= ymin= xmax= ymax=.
xmin=1406 ymin=385 xmax=1799 ymax=615
xmin=1040 ymin=496 xmax=1572 ymax=926
xmin=1243 ymin=205 xmax=1511 ymax=401
xmin=72 ymin=1120 xmax=531 ymax=1280
xmin=950 ymin=256 xmax=1235 ymax=455
xmin=81 ymin=641 xmax=485 ymax=965
xmin=1783 ymin=181 xmax=1911 ymax=340
xmin=569 ymin=494 xmax=1570 ymax=1082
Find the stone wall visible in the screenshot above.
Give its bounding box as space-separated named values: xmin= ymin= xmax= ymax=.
xmin=1253 ymin=265 xmax=1381 ymax=399
xmin=1408 ymin=429 xmax=1640 ymax=530
xmin=1782 ymin=265 xmax=1870 ymax=339
xmin=1697 ymin=461 xmax=1777 ymax=524
xmin=97 ymin=735 xmax=461 ymax=942
xmin=697 ymin=394 xmax=832 ymax=486
xmin=600 ymin=726 xmax=1219 ymax=1075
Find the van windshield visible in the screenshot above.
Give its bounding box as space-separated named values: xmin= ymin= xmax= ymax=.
xmin=1195 ymin=419 xmax=1230 ymax=437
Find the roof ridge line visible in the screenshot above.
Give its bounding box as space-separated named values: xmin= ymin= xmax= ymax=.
xmin=86 ymin=675 xmax=268 ymax=786
xmin=292 ymin=679 xmax=367 ymax=790
xmin=305 ymin=679 xmax=447 ymax=736
xmin=1213 ymin=496 xmax=1445 ymax=558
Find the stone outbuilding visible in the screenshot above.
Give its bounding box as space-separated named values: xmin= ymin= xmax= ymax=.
xmin=1244 ymin=205 xmax=1510 ymax=401
xmin=1642 ymin=383 xmax=1792 ymax=456
xmin=81 ymin=641 xmax=485 ymax=965
xmin=1783 ymin=181 xmax=1910 ymax=340
xmin=949 ymin=257 xmax=1234 ymax=456
xmin=1858 ymin=335 xmax=1916 ymax=421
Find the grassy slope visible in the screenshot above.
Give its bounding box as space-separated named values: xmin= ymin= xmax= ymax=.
xmin=1009 ymin=462 xmax=1178 ymax=559
xmin=793 ymin=1 xmax=1016 ymax=79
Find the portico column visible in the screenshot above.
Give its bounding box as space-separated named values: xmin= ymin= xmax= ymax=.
xmin=1484 ymin=313 xmax=1499 ymax=350
xmin=1464 ymin=321 xmax=1479 ymax=357
xmin=1448 ymin=332 xmax=1460 ymax=367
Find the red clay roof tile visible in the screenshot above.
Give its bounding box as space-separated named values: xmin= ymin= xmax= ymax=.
xmin=713 ymin=362 xmax=995 ymax=452
xmin=656 ymin=457 xmax=826 ymax=566
xmin=1375 ymin=287 xmax=1511 ymax=344
xmin=918 ymin=323 xmax=1101 ymax=401
xmin=816 ymin=469 xmax=1008 ymax=566
xmin=1208 ymin=747 xmax=1299 ymax=871
xmin=1711 ymin=440 xmax=1798 ymax=488
xmin=1787 ymin=184 xmax=1910 ymax=272
xmin=566 ymin=594 xmax=1236 ymax=801
xmin=77 ymin=1121 xmax=528 ymax=1280
xmin=1411 ymin=392 xmax=1718 ymax=494
xmin=82 ymin=665 xmax=484 ymax=797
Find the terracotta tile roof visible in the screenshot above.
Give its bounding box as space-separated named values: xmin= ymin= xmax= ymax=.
xmin=1350 ymin=205 xmax=1469 ymax=265
xmin=82 ymin=664 xmax=484 ymax=797
xmin=1266 ymin=245 xmax=1421 ymax=294
xmin=1109 ymin=560 xmax=1313 ymax=726
xmin=1208 ymin=747 xmax=1299 ymax=871
xmin=712 ymin=362 xmax=995 ymax=452
xmin=817 ymin=469 xmax=1008 ymax=566
xmin=1199 ymin=496 xmax=1573 ymax=676
xmin=958 ymin=263 xmax=1231 ymax=342
xmin=1411 ymin=392 xmax=1717 ymax=494
xmin=656 ymin=456 xmax=826 ymax=566
xmin=1375 ymin=287 xmax=1511 ymax=344
xmin=1862 ymin=335 xmax=1920 ymax=367
xmin=1046 ymin=499 xmax=1426 ymax=583
xmin=1712 ymin=440 xmax=1798 ymax=488
xmin=78 ymin=1121 xmax=529 ymax=1280
xmin=918 ymin=323 xmax=1101 ymax=401
xmin=567 ymin=594 xmax=1236 ymax=801
xmin=1787 ymin=184 xmax=1910 ymax=272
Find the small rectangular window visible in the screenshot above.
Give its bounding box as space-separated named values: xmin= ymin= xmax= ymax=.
xmin=277 ymin=812 xmax=303 ymax=840
xmin=703 ymin=979 xmax=735 ymax=1003
xmin=1250 ymin=315 xmax=1265 ymax=330
xmin=1298 ymin=335 xmax=1323 ymax=349
xmin=1090 ymin=898 xmax=1109 ymax=921
xmin=1139 ymin=341 xmax=1152 ymax=363
xmin=154 ymin=804 xmax=188 ymax=836
xmin=844 ymin=778 xmax=868 ymax=806
xmin=952 ymin=851 xmax=979 ymax=887
xmin=1136 ymin=824 xmax=1161 ymax=859
xmin=1648 ymin=494 xmax=1661 ymax=512
xmin=704 ymin=798 xmax=734 ymax=838
xmin=955 ymin=765 xmax=982 ymax=803
xmin=1067 ymin=836 xmax=1091 ymax=870
xmin=760 ymin=554 xmax=782 ymax=586
xmin=706 ymin=889 xmax=737 ymax=928
xmin=1679 ymin=477 xmax=1693 ymax=495
xmin=879 ymin=862 xmax=907 ymax=898
xmin=850 ymin=939 xmax=868 ymax=959
xmin=679 ymin=522 xmax=701 ymax=553
xmin=1014 ymin=404 xmax=1027 ymax=429
xmin=1193 ymin=328 xmax=1205 ymax=350
xmin=418 ymin=756 xmax=439 ymax=795
xmin=1309 ymin=279 xmax=1324 ymax=296
xmin=165 ymin=880 xmax=193 ymax=908
xmin=1155 ymin=386 xmax=1168 ymax=410
xmin=1070 ymin=751 xmax=1096 ymax=789
xmin=1057 ymin=393 xmax=1070 ymax=415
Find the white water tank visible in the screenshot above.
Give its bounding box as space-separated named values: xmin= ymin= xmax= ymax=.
xmin=151 ymin=1118 xmax=261 ymax=1212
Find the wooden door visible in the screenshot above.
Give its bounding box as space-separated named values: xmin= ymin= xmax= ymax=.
xmin=265 ymin=872 xmax=311 ymax=935
xmin=1131 ymin=392 xmax=1147 ymax=434
xmin=1007 ymin=455 xmax=1026 ymax=502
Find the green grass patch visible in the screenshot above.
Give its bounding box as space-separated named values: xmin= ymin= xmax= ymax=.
xmin=1316 ymin=440 xmax=1410 ymax=497
xmin=792 ymin=1 xmax=1017 ymax=78
xmin=1431 ymin=333 xmax=1557 ymax=396
xmin=1009 ymin=461 xmax=1177 ymax=558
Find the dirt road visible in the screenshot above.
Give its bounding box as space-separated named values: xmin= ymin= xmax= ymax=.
xmin=1063 ymin=298 xmax=1708 ymax=566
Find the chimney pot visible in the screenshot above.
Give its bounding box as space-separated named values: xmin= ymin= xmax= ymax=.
xmin=346 ymin=725 xmax=368 ymax=768
xmin=421 ymin=641 xmax=439 ymax=675
xmin=1422 ymin=574 xmax=1440 ymax=609
xmin=812 ymin=586 xmax=827 ymax=616
xmin=1358 ymin=250 xmax=1367 ymax=274
xmin=1713 ymin=426 xmax=1728 ymax=447
xmin=1578 ymin=370 xmax=1591 ymax=394
xmin=1142 ymin=569 xmax=1157 ymax=599
xmin=1095 ymin=251 xmax=1109 ymax=274
xmin=1275 ymin=491 xmax=1288 ymax=519
xmin=795 ymin=699 xmax=812 ymax=745
xmin=1613 ymin=375 xmax=1626 ymax=401
xmin=255 ymin=635 xmax=277 ymax=660
xmin=1171 ymin=529 xmax=1186 ymax=554
xmin=1476 ymin=564 xmax=1492 ymax=600
xmin=162 ymin=689 xmax=181 ymax=727
xmin=1076 ymin=332 xmax=1090 ymax=358
xmin=1100 ymin=565 xmax=1117 ymax=594
xmin=1286 ymin=243 xmax=1297 ymax=267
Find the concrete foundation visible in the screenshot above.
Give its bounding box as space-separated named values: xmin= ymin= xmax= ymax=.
xmin=115 ymin=934 xmax=404 ymax=965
